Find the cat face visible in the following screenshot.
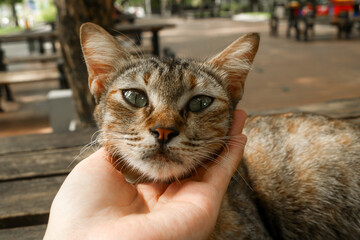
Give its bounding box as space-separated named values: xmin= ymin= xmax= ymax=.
xmin=80 ymin=23 xmax=259 ymax=182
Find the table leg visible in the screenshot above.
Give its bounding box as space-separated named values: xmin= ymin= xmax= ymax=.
xmin=0 ymin=48 xmax=14 ymax=103
xmin=39 ymin=37 xmax=45 ymax=54
xmin=27 ymin=38 xmax=36 ymax=53
xmin=0 ymin=48 xmax=6 ymax=71
xmin=152 ymin=30 xmax=160 ymax=57
xmin=51 ymin=36 xmax=57 ymax=53
xmin=0 ymin=49 xmax=7 ymax=109
xmin=4 ymin=85 xmax=14 ymax=101
xmin=0 ymin=87 xmax=3 ymax=112
xmin=135 ymin=31 xmax=142 ymax=46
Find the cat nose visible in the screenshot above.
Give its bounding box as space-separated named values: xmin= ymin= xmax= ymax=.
xmin=150 ymin=127 xmax=179 ymax=144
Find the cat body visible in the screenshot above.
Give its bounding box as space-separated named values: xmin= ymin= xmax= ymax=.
xmin=80 ymin=23 xmax=360 ymax=239
xmin=213 ymin=113 xmax=360 ymax=239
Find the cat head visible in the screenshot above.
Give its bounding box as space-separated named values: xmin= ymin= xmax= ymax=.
xmin=80 ymin=22 xmax=259 ymax=183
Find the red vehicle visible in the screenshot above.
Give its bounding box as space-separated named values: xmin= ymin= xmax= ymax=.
xmin=329 ymin=0 xmax=357 ymax=38
xmin=271 ymin=0 xmax=359 ymax=39
xmin=303 ymin=0 xmax=357 ymax=38
xmin=330 ymin=0 xmax=355 ymax=17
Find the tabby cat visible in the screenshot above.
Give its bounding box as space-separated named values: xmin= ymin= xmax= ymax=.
xmin=80 ymin=23 xmax=360 ymax=239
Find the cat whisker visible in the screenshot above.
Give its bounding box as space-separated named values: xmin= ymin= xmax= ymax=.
xmin=199 ymin=135 xmax=268 ymax=159
xmin=104 ymin=129 xmax=139 ymax=135
xmin=189 ymin=146 xmax=253 ymax=191
xmin=68 ymin=130 xmax=102 ymax=168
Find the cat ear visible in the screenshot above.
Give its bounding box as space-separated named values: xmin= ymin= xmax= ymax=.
xmin=80 ymin=22 xmax=131 ymax=102
xmin=209 ymin=33 xmax=260 ymax=105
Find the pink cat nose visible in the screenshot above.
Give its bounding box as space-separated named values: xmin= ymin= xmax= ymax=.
xmin=150 ymin=127 xmax=179 ymax=144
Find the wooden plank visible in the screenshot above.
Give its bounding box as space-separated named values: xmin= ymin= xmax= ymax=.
xmin=0 ymin=23 xmax=175 ymax=43
xmin=0 ymin=146 xmax=95 ymax=181
xmin=0 ymin=31 xmax=58 ymax=43
xmin=251 ymin=98 xmax=360 ymax=121
xmin=0 ymin=128 xmax=97 ymax=155
xmin=0 ymin=225 xmax=46 ymax=240
xmin=127 ymin=45 xmax=153 ymax=56
xmin=5 ymin=54 xmax=60 ymax=64
xmin=112 ymin=22 xmax=175 ymax=33
xmin=0 ymin=176 xmax=65 ymax=228
xmin=0 ymin=68 xmax=59 ymax=85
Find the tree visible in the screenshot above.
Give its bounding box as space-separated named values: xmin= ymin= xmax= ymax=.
xmin=54 ymin=0 xmax=114 ymax=128
xmin=249 ymin=0 xmax=258 ymax=12
xmin=0 ymin=0 xmax=23 ymax=26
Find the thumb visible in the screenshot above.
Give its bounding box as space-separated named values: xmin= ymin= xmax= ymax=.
xmin=203 ymin=110 xmax=247 ymax=192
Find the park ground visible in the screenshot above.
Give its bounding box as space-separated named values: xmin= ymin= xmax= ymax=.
xmin=1 ymin=17 xmax=360 ymax=136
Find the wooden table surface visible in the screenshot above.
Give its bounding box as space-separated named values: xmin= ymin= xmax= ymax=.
xmin=0 ymin=98 xmax=359 ymax=239
xmin=0 ymin=128 xmax=97 ymax=239
xmin=0 ymin=22 xmax=175 ymax=42
xmin=0 ymin=22 xmax=175 ymax=57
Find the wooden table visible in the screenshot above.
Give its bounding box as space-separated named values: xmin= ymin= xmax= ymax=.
xmin=0 ymin=22 xmax=175 ymax=111
xmin=0 ymin=22 xmax=175 ymax=59
xmin=0 ymin=68 xmax=59 ymax=85
xmin=111 ymin=22 xmax=175 ymax=56
xmin=0 ymin=128 xmax=97 ymax=239
xmin=0 ymin=30 xmax=58 ymax=55
xmin=0 ymin=98 xmax=359 ymax=239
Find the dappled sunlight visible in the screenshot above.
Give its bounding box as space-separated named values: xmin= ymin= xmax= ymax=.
xmin=17 ymin=94 xmax=48 ymax=103
xmin=295 ymin=77 xmax=319 ymax=85
xmin=0 ymin=126 xmax=53 ymax=137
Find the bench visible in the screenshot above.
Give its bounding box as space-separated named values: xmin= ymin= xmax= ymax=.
xmin=0 ymin=51 xmax=63 ymax=111
xmin=4 ymin=53 xmax=60 ymax=65
xmin=0 ymin=68 xmax=59 ymax=85
xmin=0 ymin=30 xmax=58 ymax=55
xmin=0 ymin=67 xmax=61 ymax=112
xmin=0 ymin=22 xmax=176 ymax=111
xmin=111 ymin=22 xmax=176 ymax=56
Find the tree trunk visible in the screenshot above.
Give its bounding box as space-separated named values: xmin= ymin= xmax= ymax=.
xmin=144 ymin=0 xmax=152 ymax=16
xmin=160 ymin=0 xmax=167 ymax=16
xmin=11 ymin=3 xmax=19 ymax=27
xmin=249 ymin=0 xmax=258 ymax=12
xmin=55 ymin=0 xmax=114 ymax=128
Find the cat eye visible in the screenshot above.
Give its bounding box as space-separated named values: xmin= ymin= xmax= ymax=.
xmin=122 ymin=89 xmax=148 ymax=108
xmin=188 ymin=95 xmax=214 ymax=112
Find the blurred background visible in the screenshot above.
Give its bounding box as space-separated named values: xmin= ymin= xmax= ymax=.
xmin=0 ymin=2 xmax=359 ymax=237
xmin=0 ymin=0 xmax=359 ymax=136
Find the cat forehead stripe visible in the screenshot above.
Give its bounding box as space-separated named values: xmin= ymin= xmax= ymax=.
xmin=144 ymin=72 xmax=151 ymax=85
xmin=189 ymin=74 xmax=197 ymax=90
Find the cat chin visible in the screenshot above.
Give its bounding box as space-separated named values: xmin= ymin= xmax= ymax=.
xmin=112 ymin=155 xmax=195 ymax=184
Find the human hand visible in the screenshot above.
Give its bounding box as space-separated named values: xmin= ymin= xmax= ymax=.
xmin=44 ymin=110 xmax=247 ymax=240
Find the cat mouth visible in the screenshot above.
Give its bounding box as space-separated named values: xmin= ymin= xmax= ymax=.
xmin=143 ymin=148 xmax=183 ymax=164
xmin=153 ymin=153 xmax=172 ymax=162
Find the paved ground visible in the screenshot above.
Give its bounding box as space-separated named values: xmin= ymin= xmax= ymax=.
xmin=1 ymin=17 xmax=359 ymax=136
xmin=157 ymin=18 xmax=360 ymax=112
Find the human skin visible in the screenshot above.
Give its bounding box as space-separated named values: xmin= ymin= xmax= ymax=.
xmin=43 ymin=110 xmax=247 ymax=240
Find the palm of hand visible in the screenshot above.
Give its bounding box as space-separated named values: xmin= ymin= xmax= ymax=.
xmin=44 ymin=110 xmax=246 ymax=240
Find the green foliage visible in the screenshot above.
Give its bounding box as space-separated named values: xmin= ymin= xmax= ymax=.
xmin=36 ymin=1 xmax=57 ymax=23
xmin=0 ymin=0 xmax=23 ymax=4
xmin=0 ymin=26 xmax=22 ymax=35
xmin=115 ymin=0 xmax=144 ymax=7
xmin=220 ymin=2 xmax=251 ymax=14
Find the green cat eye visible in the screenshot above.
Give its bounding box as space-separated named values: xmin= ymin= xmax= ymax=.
xmin=123 ymin=89 xmax=148 ymax=108
xmin=188 ymin=95 xmax=214 ymax=113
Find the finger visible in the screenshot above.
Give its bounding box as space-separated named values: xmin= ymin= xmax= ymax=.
xmin=229 ymin=109 xmax=247 ymax=136
xmin=202 ymin=110 xmax=248 ymax=194
xmin=193 ymin=110 xmax=247 ymax=181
